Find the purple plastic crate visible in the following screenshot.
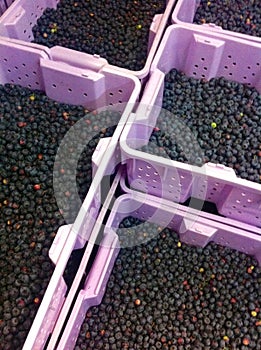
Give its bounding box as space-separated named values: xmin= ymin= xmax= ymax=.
xmin=0 ymin=38 xmax=140 ymax=349
xmin=172 ymin=0 xmax=261 ymax=42
xmin=0 ymin=0 xmax=7 ymax=16
xmin=120 ymin=24 xmax=261 ymax=227
xmin=0 ymin=0 xmax=176 ymax=80
xmin=55 ymin=189 xmax=261 ymax=349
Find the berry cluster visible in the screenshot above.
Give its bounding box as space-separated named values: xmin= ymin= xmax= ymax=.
xmin=75 ymin=217 xmax=261 ymax=349
xmin=142 ymin=69 xmax=261 ymax=184
xmin=194 ymin=0 xmax=261 ymax=37
xmin=32 ymin=0 xmax=166 ymax=71
xmin=0 ymin=83 xmax=118 ymax=349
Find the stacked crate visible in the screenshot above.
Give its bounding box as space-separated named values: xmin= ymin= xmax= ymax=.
xmin=0 ymin=1 xmax=260 ymax=349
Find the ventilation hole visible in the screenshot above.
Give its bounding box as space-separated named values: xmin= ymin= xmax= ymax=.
xmin=146 ymin=165 xmax=151 ymax=169
xmin=83 ymin=93 xmax=88 ymax=97
xmin=241 ymin=192 xmax=246 ymax=196
xmin=68 ymin=88 xmax=72 ymax=92
xmin=228 ymin=73 xmax=232 ymax=76
xmin=23 ymin=29 xmax=27 ymax=33
xmin=256 ymin=216 xmax=259 ymax=219
xmin=25 ymin=74 xmax=29 ymax=78
xmin=232 ymin=205 xmax=236 ymax=209
xmin=169 ymin=184 xmax=174 ymax=188
xmin=11 ymin=79 xmax=14 ymax=83
xmin=247 ymin=199 xmax=252 ymax=203
xmin=215 ymin=182 xmax=219 ymax=186
xmin=118 ymin=89 xmax=122 ymax=94
xmin=145 ymin=173 xmax=150 ymax=177
xmin=146 ymin=180 xmax=149 ymax=183
xmin=137 ymin=175 xmax=141 ymax=178
xmin=200 ymin=190 xmax=204 ymax=193
xmin=52 ymin=84 xmax=57 ymax=88
xmin=15 ymin=66 xmax=18 ymax=70
xmin=109 ymin=92 xmax=114 ymax=96
xmin=203 ymin=67 xmax=207 ymax=70
xmin=30 ymin=22 xmax=32 ymax=25
xmin=4 ymin=58 xmax=7 ymax=62
xmin=238 ymin=211 xmax=242 ymax=214
xmin=247 ymin=66 xmax=251 ymax=69
xmin=109 ymin=103 xmax=113 ymax=106
xmin=194 ymin=64 xmax=198 ymax=68
xmin=232 ymin=62 xmax=236 ymax=66
xmin=33 ymin=71 xmax=36 ymax=75
xmin=236 ymin=200 xmax=241 ymax=203
xmin=154 ymin=172 xmax=158 ymax=176
xmin=152 ymin=179 xmax=157 ymax=183
xmin=180 ymin=175 xmax=184 ymax=179
xmin=243 ymin=205 xmax=246 ymax=208
xmin=252 ymin=73 xmax=255 ymax=76
xmin=243 ymin=76 xmax=247 ymax=80
xmin=224 ymin=66 xmax=228 ymax=69
xmin=257 ymin=62 xmax=260 ymax=66
xmin=31 ymin=12 xmax=34 ymax=16
xmin=138 ymin=167 xmax=143 ymax=171
xmin=169 ymin=190 xmax=173 ymax=194
xmin=28 ymin=84 xmax=31 ymax=88
xmin=18 ymin=77 xmax=21 ymax=80
xmin=152 ymin=186 xmax=156 ymax=189
xmin=118 ymin=100 xmax=122 ymax=104
xmin=7 ymin=69 xmax=11 ymax=72
xmin=210 ymin=192 xmax=214 ymax=195
xmin=35 ymin=82 xmax=39 ymax=85
xmin=213 ymin=188 xmax=217 ymax=191
xmin=171 ymin=177 xmax=176 ymax=181
xmin=193 ymin=72 xmax=196 ymax=75
xmin=28 ymin=35 xmax=32 ymax=39
xmin=228 ymin=55 xmax=232 ymax=58
xmin=201 ymin=74 xmax=205 ymax=78
xmin=201 ymin=57 xmax=205 ymax=61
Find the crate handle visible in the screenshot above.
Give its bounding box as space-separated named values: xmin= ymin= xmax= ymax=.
xmin=49 ymin=46 xmax=108 ymax=72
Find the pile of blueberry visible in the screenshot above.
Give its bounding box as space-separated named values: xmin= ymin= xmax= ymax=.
xmin=32 ymin=0 xmax=166 ymax=71
xmin=0 ymin=83 xmax=118 ymax=349
xmin=75 ymin=216 xmax=261 ymax=349
xmin=194 ymin=0 xmax=261 ymax=37
xmin=141 ymin=69 xmax=261 ymax=184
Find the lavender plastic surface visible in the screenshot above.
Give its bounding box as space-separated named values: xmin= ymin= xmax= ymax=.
xmin=120 ymin=24 xmax=261 ymax=227
xmin=0 ymin=0 xmax=176 ymax=80
xmin=0 ymin=38 xmax=140 ymax=349
xmin=55 ymin=190 xmax=261 ymax=349
xmin=56 ymin=231 xmax=120 ymax=350
xmin=0 ymin=1 xmax=6 ymax=16
xmin=172 ymin=0 xmax=261 ymax=43
xmin=45 ymin=166 xmax=123 ymax=350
